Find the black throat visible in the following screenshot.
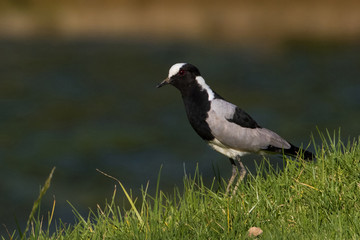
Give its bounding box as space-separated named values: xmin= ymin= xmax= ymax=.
xmin=180 ymin=84 xmax=215 ymax=141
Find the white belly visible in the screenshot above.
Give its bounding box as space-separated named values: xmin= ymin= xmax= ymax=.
xmin=208 ymin=138 xmax=249 ymax=159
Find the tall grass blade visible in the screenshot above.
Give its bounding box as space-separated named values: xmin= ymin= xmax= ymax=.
xmin=21 ymin=167 xmax=56 ymax=240
xmin=96 ymin=169 xmax=144 ymax=226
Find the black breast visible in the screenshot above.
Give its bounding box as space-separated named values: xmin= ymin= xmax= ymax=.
xmin=181 ymin=86 xmax=215 ymax=141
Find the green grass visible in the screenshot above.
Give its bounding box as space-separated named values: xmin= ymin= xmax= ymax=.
xmin=4 ymin=131 xmax=360 ymax=239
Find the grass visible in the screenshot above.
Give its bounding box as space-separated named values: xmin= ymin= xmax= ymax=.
xmin=3 ymin=130 xmax=360 ymax=239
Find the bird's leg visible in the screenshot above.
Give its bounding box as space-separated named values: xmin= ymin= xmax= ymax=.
xmin=232 ymin=156 xmax=247 ymax=195
xmin=226 ymin=158 xmax=237 ymax=194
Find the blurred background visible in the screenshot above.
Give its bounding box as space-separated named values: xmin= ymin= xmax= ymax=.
xmin=1 ymin=0 xmax=360 ymax=236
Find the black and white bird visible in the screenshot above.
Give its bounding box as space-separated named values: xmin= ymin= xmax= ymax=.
xmin=157 ymin=63 xmax=314 ymax=193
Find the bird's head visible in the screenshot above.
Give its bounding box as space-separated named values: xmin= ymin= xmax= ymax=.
xmin=157 ymin=63 xmax=201 ymax=90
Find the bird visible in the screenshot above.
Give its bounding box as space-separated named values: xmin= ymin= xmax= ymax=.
xmin=157 ymin=63 xmax=314 ymax=194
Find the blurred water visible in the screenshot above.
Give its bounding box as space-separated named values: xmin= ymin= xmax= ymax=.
xmin=0 ymin=39 xmax=359 ymax=235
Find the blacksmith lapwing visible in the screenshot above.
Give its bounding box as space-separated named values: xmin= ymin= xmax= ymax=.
xmin=157 ymin=63 xmax=314 ymax=193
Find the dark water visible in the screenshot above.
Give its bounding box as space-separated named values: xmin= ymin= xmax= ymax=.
xmin=0 ymin=39 xmax=359 ymax=235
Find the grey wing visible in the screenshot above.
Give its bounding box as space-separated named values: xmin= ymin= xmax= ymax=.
xmin=206 ymin=99 xmax=291 ymax=153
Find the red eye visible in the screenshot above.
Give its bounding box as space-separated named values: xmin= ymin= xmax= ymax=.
xmin=179 ymin=69 xmax=185 ymax=76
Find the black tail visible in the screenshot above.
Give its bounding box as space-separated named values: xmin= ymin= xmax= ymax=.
xmin=265 ymin=143 xmax=315 ymax=160
xmin=284 ymin=144 xmax=314 ymax=161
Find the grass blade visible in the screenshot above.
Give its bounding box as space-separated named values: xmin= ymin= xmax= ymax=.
xmin=96 ymin=169 xmax=144 ymax=226
xmin=21 ymin=167 xmax=56 ymax=240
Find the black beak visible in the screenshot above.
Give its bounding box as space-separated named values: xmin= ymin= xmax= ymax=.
xmin=156 ymin=78 xmax=170 ymax=88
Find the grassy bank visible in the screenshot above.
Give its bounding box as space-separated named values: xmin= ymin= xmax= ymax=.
xmin=5 ymin=131 xmax=360 ymax=239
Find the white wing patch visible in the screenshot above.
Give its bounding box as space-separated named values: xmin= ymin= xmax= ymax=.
xmin=195 ymin=76 xmax=215 ymax=101
xmin=168 ymin=63 xmax=186 ymax=78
